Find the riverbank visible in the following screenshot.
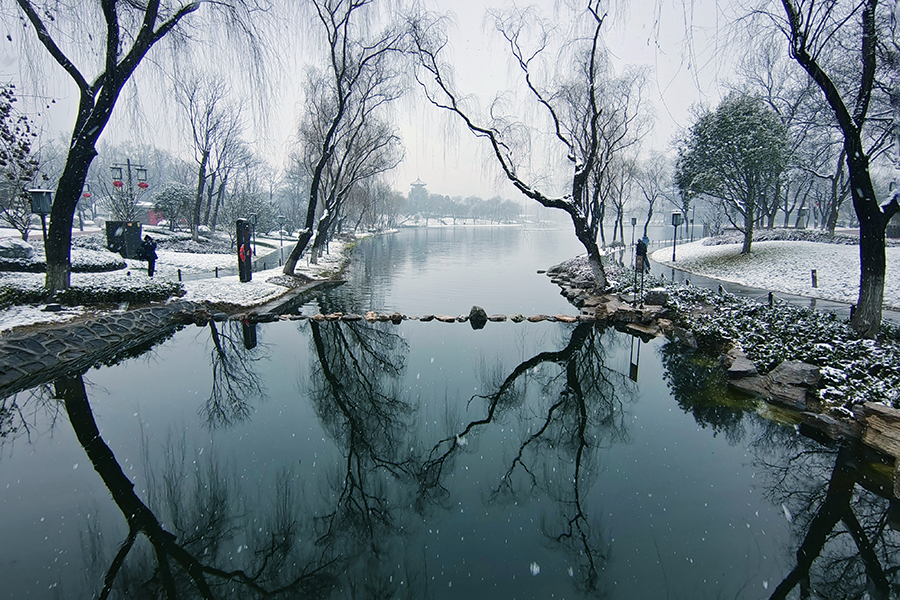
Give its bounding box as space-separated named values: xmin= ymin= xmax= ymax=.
xmin=0 ymin=233 xmax=357 ymax=334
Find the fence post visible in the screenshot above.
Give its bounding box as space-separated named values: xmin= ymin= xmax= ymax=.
xmin=177 ymin=269 xmax=182 ymax=282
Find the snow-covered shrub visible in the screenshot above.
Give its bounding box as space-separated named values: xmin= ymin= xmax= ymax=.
xmin=71 ymin=234 xmax=109 ymax=251
xmin=666 ymin=285 xmax=900 ymax=409
xmin=55 ymin=278 xmax=184 ymax=305
xmin=0 ymin=243 xmax=125 ymax=273
xmin=0 ymin=275 xmax=183 ymax=307
xmin=703 ymin=227 xmax=900 ymax=247
xmin=0 ymin=238 xmax=34 ymax=259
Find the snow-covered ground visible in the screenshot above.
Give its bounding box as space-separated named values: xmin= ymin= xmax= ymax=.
xmin=0 ymin=238 xmax=352 ymax=333
xmin=651 ymin=240 xmax=900 ymax=310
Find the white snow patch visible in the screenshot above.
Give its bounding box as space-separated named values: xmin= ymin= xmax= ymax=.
xmin=652 ymin=240 xmax=900 ymax=309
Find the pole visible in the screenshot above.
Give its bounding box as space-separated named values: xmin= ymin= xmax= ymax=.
xmin=672 ymin=224 xmax=678 ymax=262
xmin=126 ymin=158 xmax=134 ymax=208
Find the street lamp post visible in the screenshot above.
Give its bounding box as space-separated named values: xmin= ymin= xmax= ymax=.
xmin=672 ymin=212 xmax=683 ymax=262
xmin=110 ymin=159 xmax=148 ymax=219
xmin=631 ymin=217 xmax=637 ymax=264
xmin=277 ymin=215 xmax=285 ymax=247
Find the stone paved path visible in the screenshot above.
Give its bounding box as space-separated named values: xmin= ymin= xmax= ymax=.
xmin=0 ymin=301 xmax=201 ymax=398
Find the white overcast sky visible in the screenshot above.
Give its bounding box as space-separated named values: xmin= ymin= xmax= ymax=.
xmin=388 ymin=0 xmax=733 ymax=199
xmin=1 ymin=0 xmax=735 ymax=201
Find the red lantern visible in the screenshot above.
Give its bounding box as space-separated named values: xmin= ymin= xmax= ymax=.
xmin=113 ymin=180 xmax=124 ymax=188
xmin=138 ymin=182 xmax=149 ymax=189
xmin=82 ymin=192 xmax=91 ymax=198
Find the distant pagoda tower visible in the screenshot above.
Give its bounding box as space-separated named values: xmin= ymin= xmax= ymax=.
xmin=410 ymin=178 xmax=427 ymax=198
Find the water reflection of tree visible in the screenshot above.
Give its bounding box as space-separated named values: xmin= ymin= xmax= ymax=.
xmin=202 ymin=321 xmax=266 ymax=428
xmin=754 ymin=428 xmax=900 ymax=599
xmin=661 ymin=340 xmax=900 ymax=598
xmin=0 ymin=384 xmax=58 ymax=443
xmin=56 ymin=374 xmax=336 ymax=599
xmin=419 ymin=323 xmax=634 ymax=595
xmin=658 ymin=340 xmax=751 ymax=444
xmin=306 ymin=320 xmax=423 ymax=597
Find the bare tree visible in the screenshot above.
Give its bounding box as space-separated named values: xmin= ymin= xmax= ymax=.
xmin=606 ymin=154 xmax=637 ymax=245
xmin=775 ymin=0 xmax=900 ymax=336
xmin=410 ymin=2 xmax=647 ymax=290
xmin=295 ymin=65 xmax=404 ymax=263
xmin=218 ymin=144 xmax=278 ymax=246
xmin=6 ymin=0 xmax=270 ymax=293
xmin=176 ymin=74 xmax=244 ymax=241
xmin=282 ymin=0 xmax=409 ymax=277
xmin=634 ymin=151 xmax=671 ymax=238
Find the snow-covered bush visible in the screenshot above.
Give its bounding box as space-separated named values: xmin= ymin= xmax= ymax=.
xmin=666 ymin=285 xmax=900 ymax=409
xmin=703 ymin=227 xmax=900 ymax=247
xmin=55 ymin=278 xmax=184 ymax=305
xmin=0 ymin=238 xmax=34 ymax=259
xmin=0 ymin=276 xmax=184 ymax=308
xmin=0 ymin=240 xmax=125 ymax=273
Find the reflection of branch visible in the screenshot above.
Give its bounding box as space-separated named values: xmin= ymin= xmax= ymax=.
xmin=419 ymin=323 xmax=630 ymax=595
xmin=0 ymin=384 xmax=58 ymax=444
xmin=308 ymin=321 xmax=415 ymax=551
xmin=419 ymin=324 xmax=596 ymax=499
xmin=57 ymin=374 xmax=335 ymax=598
xmin=203 ymin=321 xmax=265 ymax=428
xmin=767 ymin=444 xmax=892 ymax=600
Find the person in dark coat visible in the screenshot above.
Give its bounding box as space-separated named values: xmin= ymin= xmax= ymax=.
xmin=636 ymin=237 xmax=650 ymax=273
xmin=141 ymin=235 xmax=158 ymax=277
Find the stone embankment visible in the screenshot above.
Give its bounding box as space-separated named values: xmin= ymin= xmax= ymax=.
xmin=0 ymin=300 xmax=203 ymax=398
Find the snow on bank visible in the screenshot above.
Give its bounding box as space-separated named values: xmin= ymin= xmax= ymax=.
xmin=0 ymin=238 xmax=354 ymax=332
xmin=180 ymin=266 xmax=292 ymax=307
xmin=651 ymin=240 xmax=900 ymax=310
xmin=0 ymin=304 xmax=88 ymax=333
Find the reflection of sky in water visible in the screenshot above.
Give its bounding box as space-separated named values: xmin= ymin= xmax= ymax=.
xmin=0 ymin=227 xmax=894 ymax=599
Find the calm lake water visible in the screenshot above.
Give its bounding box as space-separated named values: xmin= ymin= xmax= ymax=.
xmin=1 ymin=226 xmax=897 ymax=599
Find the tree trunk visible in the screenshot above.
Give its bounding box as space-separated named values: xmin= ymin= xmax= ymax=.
xmin=203 ymin=171 xmax=217 ymax=226
xmin=826 ymin=199 xmax=840 ymax=235
xmin=844 ymin=133 xmax=895 ymax=336
xmin=853 ymin=209 xmax=887 ymax=337
xmin=573 ymin=223 xmax=607 ymax=289
xmin=210 ymin=178 xmax=226 ymax=232
xmin=45 ymin=143 xmax=96 ymax=293
xmin=193 ymin=151 xmax=209 ymax=242
xmin=282 ymin=229 xmax=314 ymax=275
xmin=741 ymin=198 xmax=754 ymax=254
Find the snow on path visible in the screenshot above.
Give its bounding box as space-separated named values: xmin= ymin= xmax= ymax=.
xmin=651 ymin=240 xmax=900 ymax=310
